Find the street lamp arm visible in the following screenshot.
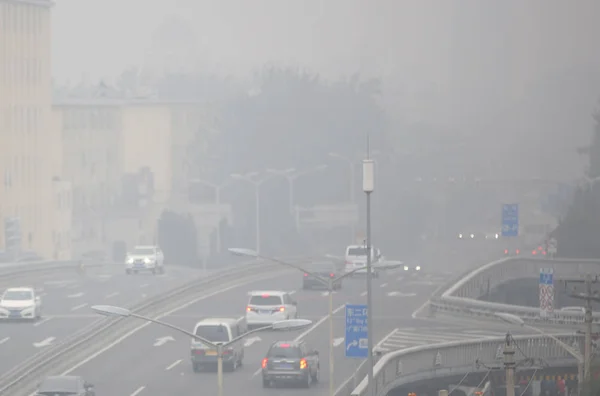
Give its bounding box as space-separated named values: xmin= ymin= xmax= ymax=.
xmin=254 ymin=253 xmax=330 ymax=286
xmin=524 ymin=324 xmax=583 ymax=362
xmin=335 ymin=266 xmax=374 ymax=282
xmin=129 ymin=312 xmax=218 ymax=348
xmin=225 ymin=324 xmax=276 ymax=346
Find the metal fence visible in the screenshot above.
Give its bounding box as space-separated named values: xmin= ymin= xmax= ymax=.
xmin=349 ymin=333 xmax=583 ymax=396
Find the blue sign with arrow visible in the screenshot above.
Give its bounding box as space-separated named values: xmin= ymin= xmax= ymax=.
xmin=345 ymin=304 xmax=368 ymax=358
xmin=501 ymin=203 xmax=519 ymax=237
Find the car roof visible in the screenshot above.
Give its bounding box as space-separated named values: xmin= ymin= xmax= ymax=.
xmin=4 ymin=287 xmax=34 ymax=292
xmin=248 ymin=290 xmax=286 ymax=296
xmin=272 ymin=340 xmax=303 ymax=348
xmin=195 ymin=317 xmax=239 ymax=326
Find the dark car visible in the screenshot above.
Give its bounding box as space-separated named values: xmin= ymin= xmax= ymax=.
xmin=261 ymin=340 xmax=320 ymax=388
xmin=36 ymin=375 xmax=95 ymax=396
xmin=302 ymin=261 xmax=342 ymax=290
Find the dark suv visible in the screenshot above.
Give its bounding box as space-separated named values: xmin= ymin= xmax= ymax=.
xmin=261 ymin=340 xmax=320 ymax=388
xmin=302 ymin=261 xmax=342 ymax=290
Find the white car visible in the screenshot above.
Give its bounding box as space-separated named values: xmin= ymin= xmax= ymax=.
xmin=344 ymin=245 xmax=382 ymax=277
xmin=0 ymin=287 xmax=42 ymax=320
xmin=125 ymin=245 xmax=165 ymax=275
xmin=246 ymin=291 xmax=297 ymax=328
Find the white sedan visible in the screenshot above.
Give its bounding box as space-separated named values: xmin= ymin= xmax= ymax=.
xmin=0 ymin=287 xmax=42 ymax=320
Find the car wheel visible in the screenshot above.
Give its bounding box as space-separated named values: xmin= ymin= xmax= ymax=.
xmin=311 ymin=366 xmax=320 ymax=382
xmin=262 ymin=378 xmax=270 ymax=388
xmin=125 ymin=269 xmax=131 ymax=275
xmin=301 ymin=372 xmax=311 ymax=388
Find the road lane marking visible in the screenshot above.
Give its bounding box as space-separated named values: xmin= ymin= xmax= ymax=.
xmin=387 ymin=291 xmax=416 ymax=297
xmin=33 ymin=337 xmax=55 ymax=348
xmin=333 ymin=337 xmax=344 ymax=347
xmin=360 ymin=291 xmax=367 ymax=297
xmin=139 ymin=283 xmax=149 ymax=288
xmin=0 ymin=337 xmax=9 ymax=345
xmin=60 ymin=270 xmax=292 ymax=376
xmin=252 ymin=303 xmax=346 ymax=378
xmin=380 ymin=283 xmax=388 ymax=288
xmin=411 ymin=300 xmax=430 ymax=319
xmin=105 ymin=292 xmax=120 ymax=299
xmin=34 ymin=317 xmax=53 ymax=327
xmin=396 ymin=276 xmax=404 ymax=281
xmin=166 ymin=359 xmax=182 ymax=371
xmin=71 ymin=303 xmax=88 ymax=311
xmin=67 ymin=292 xmax=84 ymax=298
xmin=130 ymin=386 xmax=145 ymax=396
xmin=374 ymin=328 xmax=397 ymax=352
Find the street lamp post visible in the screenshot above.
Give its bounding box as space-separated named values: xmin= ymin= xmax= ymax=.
xmin=363 ymin=158 xmax=375 ymax=396
xmin=495 ymin=312 xmax=584 ymax=395
xmin=268 ymin=165 xmax=328 ymax=215
xmin=228 ymin=247 xmax=398 ymax=396
xmin=91 ymin=305 xmax=311 ymax=396
xmin=230 ymin=172 xmax=276 ymax=255
xmin=189 ymin=178 xmax=233 ymax=253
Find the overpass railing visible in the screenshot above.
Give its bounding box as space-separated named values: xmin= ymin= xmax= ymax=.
xmin=429 ymin=257 xmax=600 ymax=325
xmin=349 ymin=333 xmax=583 ymax=396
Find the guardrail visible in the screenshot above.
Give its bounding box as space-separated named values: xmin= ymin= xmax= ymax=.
xmin=0 ymin=258 xmax=108 ymax=278
xmin=348 ymin=333 xmax=583 ymax=396
xmin=429 ymin=257 xmax=600 ymax=325
xmin=1 ymin=256 xmax=306 ymax=396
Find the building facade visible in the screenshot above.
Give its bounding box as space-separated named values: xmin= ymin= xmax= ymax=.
xmin=0 ymin=0 xmax=71 ymax=259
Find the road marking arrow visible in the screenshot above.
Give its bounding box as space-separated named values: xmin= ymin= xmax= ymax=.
xmin=244 ymin=336 xmax=262 ymax=347
xmin=154 ymin=336 xmax=175 ymax=347
xmin=33 ymin=337 xmax=55 ymax=348
xmin=333 ymin=337 xmax=344 ymax=347
xmin=67 ymin=292 xmax=84 ymax=298
xmin=387 ymin=292 xmax=417 ymax=297
xmin=0 ymin=337 xmax=9 ymax=345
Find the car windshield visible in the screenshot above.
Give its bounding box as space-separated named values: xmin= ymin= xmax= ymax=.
xmin=347 ymin=247 xmax=368 ymax=256
xmin=249 ymin=295 xmax=283 ymax=306
xmin=268 ymin=346 xmax=301 ymax=358
xmin=2 ymin=290 xmax=32 ymax=301
xmin=195 ymin=325 xmax=230 ymax=342
xmin=132 ymin=247 xmax=154 ymax=255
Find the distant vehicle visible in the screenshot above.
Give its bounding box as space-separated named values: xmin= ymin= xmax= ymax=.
xmin=261 ymin=340 xmax=320 ymax=388
xmin=504 ymin=248 xmax=521 ymax=256
xmin=458 ymin=231 xmax=499 ymax=240
xmin=559 ymin=306 xmax=585 ymax=314
xmin=530 ymin=245 xmax=547 ymax=257
xmin=125 ymin=245 xmax=165 ymax=275
xmin=35 ymin=375 xmax=95 ymax=396
xmin=302 ymin=261 xmax=342 ymax=290
xmin=402 ymin=261 xmax=422 ymax=273
xmin=246 ymin=291 xmax=297 ymax=328
xmin=0 ymin=287 xmax=42 ymax=320
xmin=190 ymin=317 xmax=246 ymax=372
xmin=344 ymin=245 xmax=382 ymax=278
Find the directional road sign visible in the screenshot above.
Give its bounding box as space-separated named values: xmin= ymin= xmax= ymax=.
xmin=345 ymin=304 xmax=368 ymax=358
xmin=501 ymin=204 xmax=519 ymax=237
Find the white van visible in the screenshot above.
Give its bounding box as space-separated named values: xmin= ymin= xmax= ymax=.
xmin=190 ymin=317 xmax=246 ymax=372
xmin=344 ymin=245 xmax=382 ymax=277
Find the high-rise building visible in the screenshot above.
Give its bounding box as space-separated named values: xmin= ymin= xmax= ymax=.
xmin=0 ymin=0 xmax=72 ymax=259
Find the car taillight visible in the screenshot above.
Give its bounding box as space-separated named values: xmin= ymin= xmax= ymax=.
xmin=247 ymin=306 xmax=252 ymax=312
xmin=222 ymin=349 xmax=233 ymax=355
xmin=192 ymin=349 xmax=205 ymax=355
xmin=504 ymin=249 xmax=508 ymax=254
xmin=304 ymin=273 xmax=308 ymax=277
xmin=300 ymin=358 xmax=307 ymax=369
xmin=279 ymin=307 xmax=285 ymax=312
xmin=262 ymin=358 xmax=268 ymax=368
xmin=532 ymin=250 xmax=537 ymax=255
xmin=515 ymin=249 xmax=520 ymax=254
xmin=542 ymin=251 xmax=547 ymax=255
xmin=330 ymin=273 xmax=335 ymax=277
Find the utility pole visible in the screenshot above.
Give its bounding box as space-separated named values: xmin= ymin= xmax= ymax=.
xmin=565 ymin=274 xmax=598 ymax=383
xmin=504 ymin=333 xmax=516 ymax=396
xmin=363 ymin=137 xmax=375 ymax=395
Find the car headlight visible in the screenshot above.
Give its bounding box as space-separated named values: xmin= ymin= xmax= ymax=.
xmin=404 ymin=266 xmax=409 ymax=271
xmin=144 ymin=258 xmax=151 ymax=263
xmin=415 ymin=266 xmax=421 ymax=271
xmin=126 ymin=258 xmax=134 ymax=263
xmin=458 ymin=234 xmax=463 ymax=238
xmin=495 ymin=233 xmax=499 ymax=239
xmin=470 ymin=234 xmax=475 ymax=238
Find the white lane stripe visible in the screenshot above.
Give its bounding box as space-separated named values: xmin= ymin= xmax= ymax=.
xmin=139 ymin=284 xmax=149 ymax=288
xmin=380 ymin=283 xmax=388 ymax=288
xmin=71 ymin=303 xmax=88 ymax=311
xmin=130 ymin=386 xmax=145 ymax=396
xmin=165 ymin=359 xmax=182 ymax=371
xmin=374 ymin=328 xmax=397 ymax=350
xmin=0 ymin=337 xmax=9 ymax=345
xmin=105 ymin=292 xmax=120 ymax=299
xmin=251 ymin=303 xmax=346 ymax=378
xmin=360 ymin=291 xmax=367 ymax=297
xmin=34 ymin=317 xmax=53 ymax=327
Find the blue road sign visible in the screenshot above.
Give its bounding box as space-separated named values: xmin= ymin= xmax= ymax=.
xmin=539 ymin=268 xmax=554 ymax=285
xmin=345 ymin=304 xmax=368 ymax=358
xmin=501 ymin=204 xmax=519 ymax=237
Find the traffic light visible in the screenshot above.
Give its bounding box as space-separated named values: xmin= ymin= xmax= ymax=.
xmin=3 ymin=217 xmax=22 ymax=258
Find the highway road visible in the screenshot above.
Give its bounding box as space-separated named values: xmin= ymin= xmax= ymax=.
xmin=0 ymin=264 xmax=206 ymax=375
xmin=58 ymin=266 xmax=461 ymax=396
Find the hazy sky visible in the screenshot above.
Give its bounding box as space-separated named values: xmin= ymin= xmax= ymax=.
xmin=52 ymin=0 xmax=600 ymax=178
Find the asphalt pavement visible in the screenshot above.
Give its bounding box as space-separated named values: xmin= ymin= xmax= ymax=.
xmin=0 ymin=264 xmax=205 ymax=375
xmin=61 ymin=268 xmax=452 ymax=396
